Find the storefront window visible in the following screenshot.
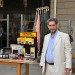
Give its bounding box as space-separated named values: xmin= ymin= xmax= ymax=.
xmin=0 ymin=13 xmax=35 ymax=48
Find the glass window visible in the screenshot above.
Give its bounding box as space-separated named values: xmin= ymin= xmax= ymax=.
xmin=0 ymin=13 xmax=35 ymax=48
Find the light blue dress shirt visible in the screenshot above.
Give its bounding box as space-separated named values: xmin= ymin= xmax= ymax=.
xmin=45 ymin=31 xmax=57 ymax=63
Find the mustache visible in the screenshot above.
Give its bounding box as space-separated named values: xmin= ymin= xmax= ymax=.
xmin=50 ymin=30 xmax=57 ymax=33
xmin=50 ymin=29 xmax=55 ymax=31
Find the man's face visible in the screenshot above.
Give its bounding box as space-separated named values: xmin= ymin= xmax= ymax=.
xmin=47 ymin=21 xmax=58 ymax=34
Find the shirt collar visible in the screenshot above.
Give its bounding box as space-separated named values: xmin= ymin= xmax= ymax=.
xmin=50 ymin=30 xmax=58 ymax=38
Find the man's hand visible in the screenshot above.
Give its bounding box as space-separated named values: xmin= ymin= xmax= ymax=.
xmin=65 ymin=68 xmax=72 ymax=74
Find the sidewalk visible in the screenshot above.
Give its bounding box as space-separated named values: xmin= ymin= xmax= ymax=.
xmin=0 ymin=62 xmax=74 ymax=75
xmin=0 ymin=64 xmax=42 ymax=75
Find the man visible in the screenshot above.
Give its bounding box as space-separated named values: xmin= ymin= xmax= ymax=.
xmin=0 ymin=22 xmax=3 ymax=37
xmin=0 ymin=22 xmax=3 ymax=48
xmin=21 ymin=20 xmax=28 ymax=32
xmin=40 ymin=18 xmax=72 ymax=75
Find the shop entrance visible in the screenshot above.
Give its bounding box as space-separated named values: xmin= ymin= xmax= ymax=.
xmin=0 ymin=14 xmax=35 ymax=49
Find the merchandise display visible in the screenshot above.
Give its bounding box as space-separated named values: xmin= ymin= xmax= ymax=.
xmin=17 ymin=32 xmax=37 ymax=59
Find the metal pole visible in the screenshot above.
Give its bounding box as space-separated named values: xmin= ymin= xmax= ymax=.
xmin=68 ymin=20 xmax=71 ymax=34
xmin=7 ymin=14 xmax=9 ymax=47
xmin=21 ymin=14 xmax=23 ymax=32
xmin=54 ymin=0 xmax=57 ymax=18
xmin=0 ymin=19 xmax=7 ymax=21
xmin=42 ymin=0 xmax=44 ymax=7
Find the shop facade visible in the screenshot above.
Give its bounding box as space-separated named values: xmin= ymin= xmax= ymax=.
xmin=0 ymin=0 xmax=50 ymax=48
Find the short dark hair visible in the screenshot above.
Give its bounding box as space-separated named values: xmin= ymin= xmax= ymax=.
xmin=47 ymin=18 xmax=58 ymax=25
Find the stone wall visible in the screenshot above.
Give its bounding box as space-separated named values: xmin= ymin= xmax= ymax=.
xmin=50 ymin=0 xmax=75 ymax=49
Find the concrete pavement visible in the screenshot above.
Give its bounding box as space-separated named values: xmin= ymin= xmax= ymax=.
xmin=0 ymin=64 xmax=42 ymax=75
xmin=0 ymin=61 xmax=75 ymax=75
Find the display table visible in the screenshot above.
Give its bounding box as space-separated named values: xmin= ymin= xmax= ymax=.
xmin=72 ymin=54 xmax=75 ymax=58
xmin=0 ymin=59 xmax=33 ymax=75
xmin=72 ymin=54 xmax=75 ymax=72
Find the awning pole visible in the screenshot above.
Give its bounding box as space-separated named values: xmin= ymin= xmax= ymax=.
xmin=54 ymin=0 xmax=57 ymax=18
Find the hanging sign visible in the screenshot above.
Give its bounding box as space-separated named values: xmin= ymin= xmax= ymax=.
xmin=20 ymin=32 xmax=36 ymax=37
